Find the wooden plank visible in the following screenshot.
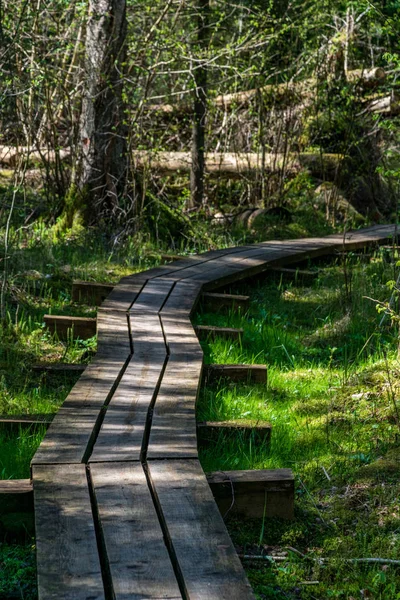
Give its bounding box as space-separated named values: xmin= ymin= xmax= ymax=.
xmin=32 ymin=356 xmax=127 ymax=464
xmin=270 ymin=267 xmax=320 ymax=283
xmin=207 ymin=469 xmax=294 ymax=520
xmin=147 ymin=314 xmax=203 ymax=459
xmin=0 ymin=479 xmax=33 ymax=513
xmin=201 ymin=292 xmax=250 ymax=311
xmin=148 ymin=459 xmax=256 ymax=600
xmin=147 ymin=356 xmax=202 ymax=459
xmin=197 ymin=420 xmax=272 ymax=448
xmin=90 ymin=357 xmax=165 ymax=462
xmin=90 ymin=462 xmax=182 ymax=599
xmin=33 ymin=363 xmax=86 ymax=374
xmin=0 ymin=414 xmax=54 ymax=425
xmin=72 ymin=281 xmax=114 ymax=305
xmin=33 ymin=463 xmax=105 ymax=600
xmin=195 ymin=325 xmax=243 ymax=341
xmin=161 ymin=280 xmax=203 ymax=316
xmin=43 ymin=314 xmax=97 ymax=340
xmin=0 ymin=479 xmax=34 ymax=539
xmin=204 ymin=364 xmax=267 ymax=384
xmin=130 ymin=279 xmax=175 ymax=313
xmin=96 ymin=307 xmax=131 ymax=358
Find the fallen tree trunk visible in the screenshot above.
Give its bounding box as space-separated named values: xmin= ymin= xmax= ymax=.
xmin=363 ymin=93 xmax=400 ymax=116
xmin=132 ymin=151 xmax=343 ymax=179
xmin=146 ymin=68 xmax=386 ymax=114
xmin=0 ymin=146 xmax=71 ymax=167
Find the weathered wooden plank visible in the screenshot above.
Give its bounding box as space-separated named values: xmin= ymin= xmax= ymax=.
xmin=130 ymin=279 xmax=175 ymax=313
xmin=90 ymin=462 xmax=182 ymax=599
xmin=207 ymin=469 xmax=294 ymax=520
xmin=0 ymin=479 xmax=34 ymax=539
xmin=89 ymin=357 xmax=165 ymax=462
xmin=33 ymin=363 xmax=86 ymax=374
xmin=147 ymin=357 xmax=202 ymax=459
xmin=96 ymin=307 xmax=131 ymax=358
xmin=148 ymin=459 xmax=256 ymax=600
xmin=0 ymin=478 xmax=33 ymax=513
xmin=43 ymin=315 xmax=97 ymax=340
xmin=197 ymin=420 xmax=272 ymax=448
xmin=72 ymin=281 xmax=114 ymax=305
xmin=147 ymin=313 xmax=203 ymax=459
xmin=201 ymin=292 xmax=250 ymax=312
xmin=33 ymin=464 xmax=104 ymax=600
xmin=270 ymin=266 xmax=320 ymax=283
xmin=32 ymin=357 xmax=127 ymax=464
xmin=204 ymin=364 xmax=267 ymax=384
xmin=0 ymin=414 xmax=54 ymax=426
xmin=195 ymin=325 xmax=243 ymax=341
xmin=161 ymin=280 xmax=203 ymax=316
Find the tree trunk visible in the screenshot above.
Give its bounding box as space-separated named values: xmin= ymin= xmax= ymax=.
xmin=189 ymin=0 xmax=209 ymax=208
xmin=72 ymin=0 xmax=128 ymax=225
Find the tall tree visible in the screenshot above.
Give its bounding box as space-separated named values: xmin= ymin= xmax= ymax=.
xmin=189 ymin=0 xmax=209 ymax=208
xmin=73 ymin=0 xmax=127 ymax=225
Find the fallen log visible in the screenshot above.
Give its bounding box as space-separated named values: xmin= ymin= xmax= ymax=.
xmin=132 ymin=151 xmax=343 ymax=179
xmin=363 ymin=93 xmax=400 ymax=116
xmin=146 ymin=68 xmax=386 ymax=113
xmin=0 ymin=145 xmax=71 ymax=167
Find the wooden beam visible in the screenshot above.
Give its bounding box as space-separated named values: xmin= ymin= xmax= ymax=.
xmin=0 ymin=479 xmax=34 ymax=539
xmin=33 ymin=363 xmax=86 ymax=374
xmin=197 ymin=420 xmax=271 ymax=448
xmin=195 ymin=325 xmax=243 ymax=341
xmin=0 ymin=414 xmax=54 ymax=428
xmin=43 ymin=314 xmax=97 ymax=340
xmin=207 ymin=469 xmax=294 ymax=519
xmin=204 ymin=364 xmax=267 ymax=384
xmin=201 ymin=292 xmax=250 ymax=311
xmin=72 ymin=281 xmax=114 ymax=305
xmin=271 ymin=267 xmax=320 ymax=283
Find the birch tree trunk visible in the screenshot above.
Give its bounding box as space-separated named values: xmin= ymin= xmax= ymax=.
xmin=73 ymin=0 xmax=127 ymax=224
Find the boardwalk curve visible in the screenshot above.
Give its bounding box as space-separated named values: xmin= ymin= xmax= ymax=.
xmin=31 ymin=224 xmax=397 ymax=599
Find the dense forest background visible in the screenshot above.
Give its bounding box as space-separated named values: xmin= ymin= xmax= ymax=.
xmin=0 ymin=0 xmax=399 ymax=249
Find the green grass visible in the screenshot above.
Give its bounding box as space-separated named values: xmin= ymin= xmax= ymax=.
xmin=195 ymin=249 xmax=400 ymax=599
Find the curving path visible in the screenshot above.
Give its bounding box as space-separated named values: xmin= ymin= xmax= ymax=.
xmin=31 ymin=224 xmax=397 ymax=599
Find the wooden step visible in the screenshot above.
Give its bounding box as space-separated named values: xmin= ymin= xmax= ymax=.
xmin=204 ymin=363 xmax=267 ymax=384
xmin=195 ymin=325 xmax=243 ymax=340
xmin=0 ymin=414 xmax=54 ymax=428
xmin=72 ymin=281 xmax=114 ymax=305
xmin=271 ymin=267 xmax=320 ymax=283
xmin=197 ymin=420 xmax=271 ymax=448
xmin=207 ymin=468 xmax=294 ymax=519
xmin=33 ymin=362 xmax=86 ymax=374
xmin=43 ymin=314 xmax=97 ymax=340
xmin=0 ymin=479 xmax=34 ymax=539
xmin=201 ymin=292 xmax=250 ymax=311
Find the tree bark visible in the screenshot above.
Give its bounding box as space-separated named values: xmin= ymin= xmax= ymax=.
xmin=189 ymin=0 xmax=209 ymax=208
xmin=74 ymin=0 xmax=128 ymax=224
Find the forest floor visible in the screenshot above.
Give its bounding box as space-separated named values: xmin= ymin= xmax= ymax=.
xmin=0 ymin=213 xmax=399 ymax=599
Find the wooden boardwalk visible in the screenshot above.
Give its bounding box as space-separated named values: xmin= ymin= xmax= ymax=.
xmin=31 ymin=224 xmax=397 ymax=599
